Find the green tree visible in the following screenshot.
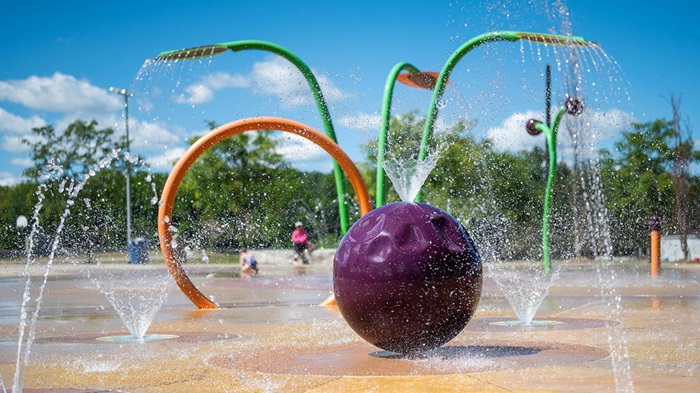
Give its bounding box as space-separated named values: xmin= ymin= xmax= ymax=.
xmin=600 ymin=120 xmax=677 ymax=255
xmin=668 ymin=94 xmax=699 ymax=259
xmin=174 ymin=122 xmax=340 ymax=250
xmin=21 ymin=119 xmax=125 ymax=180
xmin=0 ymin=182 xmax=37 ymax=253
xmin=10 ymin=119 xmax=159 ymax=254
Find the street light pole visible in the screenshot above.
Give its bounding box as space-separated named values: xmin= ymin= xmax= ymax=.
xmin=110 ymin=87 xmax=133 ymax=245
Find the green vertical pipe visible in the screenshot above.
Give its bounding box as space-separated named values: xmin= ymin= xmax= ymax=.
xmin=158 ymin=40 xmax=351 ymax=234
xmin=376 ymin=62 xmax=421 ymax=207
xmin=535 ymin=107 xmax=566 ymax=275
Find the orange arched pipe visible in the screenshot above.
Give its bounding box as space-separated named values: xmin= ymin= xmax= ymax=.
xmin=158 ymin=117 xmax=373 ymax=309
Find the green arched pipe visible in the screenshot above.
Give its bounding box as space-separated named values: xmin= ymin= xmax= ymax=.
xmin=157 ymin=40 xmax=351 ymax=234
xmin=527 ymin=97 xmax=585 ymax=274
xmin=415 ymin=31 xmax=593 ymax=202
xmin=376 ymin=62 xmax=438 ymax=207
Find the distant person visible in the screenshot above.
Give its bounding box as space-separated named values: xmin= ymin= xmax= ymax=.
xmin=239 ymin=247 xmax=259 ymax=275
xmin=291 ymin=222 xmax=310 ymax=264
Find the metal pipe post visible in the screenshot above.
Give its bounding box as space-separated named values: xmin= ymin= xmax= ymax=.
xmin=110 ymin=87 xmax=133 ymax=245
xmin=650 ymin=213 xmax=661 ymax=278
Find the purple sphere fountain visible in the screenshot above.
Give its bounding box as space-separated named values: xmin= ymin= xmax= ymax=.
xmin=333 ymin=202 xmax=482 ymax=354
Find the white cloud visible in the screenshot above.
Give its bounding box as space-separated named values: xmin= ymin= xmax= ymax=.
xmin=11 ymin=157 xmax=33 ymax=167
xmin=485 ymin=108 xmax=636 ymax=152
xmin=129 ymin=119 xmax=180 ymax=150
xmin=61 ymin=112 xmax=180 ymax=151
xmin=250 ymin=57 xmax=317 ymax=108
xmin=203 ymin=72 xmax=249 ymax=90
xmin=0 ymin=108 xmax=46 ymax=134
xmin=336 ymin=112 xmax=461 ymax=135
xmin=274 ymin=133 xmax=328 ymax=164
xmin=174 ymin=72 xmax=249 ymax=105
xmin=0 ymin=73 xmax=121 ymax=113
xmin=315 ymin=73 xmax=349 ymax=103
xmin=582 ymin=108 xmax=636 ymax=142
xmin=486 ymin=110 xmax=542 ymax=152
xmin=147 ymin=147 xmax=186 ymax=171
xmin=0 ymin=72 xmax=186 ymax=177
xmin=338 ymin=113 xmax=381 ymax=131
xmin=2 ymin=134 xmax=36 ymax=152
xmin=175 ymin=57 xmax=350 ymax=108
xmin=0 ymin=171 xmax=20 ymax=186
xmin=174 ymin=84 xmax=214 ymax=104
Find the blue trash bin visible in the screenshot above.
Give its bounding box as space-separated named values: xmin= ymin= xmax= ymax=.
xmin=128 ymin=238 xmax=150 ymax=264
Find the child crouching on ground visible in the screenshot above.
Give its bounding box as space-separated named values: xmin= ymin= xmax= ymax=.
xmin=239 ymin=247 xmax=259 ymax=276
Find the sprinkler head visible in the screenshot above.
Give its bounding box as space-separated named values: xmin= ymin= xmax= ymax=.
xmin=516 ymin=32 xmax=595 ymax=47
xmin=155 ymin=44 xmax=229 ymax=61
xmin=565 ymin=97 xmax=585 ymax=116
xmin=397 ymin=71 xmax=441 ymax=90
xmin=526 ymin=119 xmax=544 ymax=136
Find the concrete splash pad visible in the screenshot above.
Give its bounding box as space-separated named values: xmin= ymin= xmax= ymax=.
xmin=209 ymin=340 xmax=609 ymax=376
xmin=1 ymin=254 xmax=699 ymax=392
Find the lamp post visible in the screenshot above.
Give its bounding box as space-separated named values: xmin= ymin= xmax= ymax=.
xmin=110 ymin=87 xmax=133 ymax=245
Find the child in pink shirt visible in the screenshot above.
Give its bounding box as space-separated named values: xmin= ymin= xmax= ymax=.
xmin=291 ymin=222 xmax=309 ymax=264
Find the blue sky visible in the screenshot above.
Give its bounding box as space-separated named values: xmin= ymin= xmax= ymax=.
xmin=1 ymin=0 xmax=698 ymax=186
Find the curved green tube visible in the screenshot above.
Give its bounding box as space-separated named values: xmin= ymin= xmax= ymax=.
xmin=376 ymin=62 xmax=423 ymax=207
xmin=534 ymin=107 xmax=566 ymax=275
xmin=157 ymin=40 xmax=351 ymax=234
xmin=415 ymin=31 xmax=589 ymax=202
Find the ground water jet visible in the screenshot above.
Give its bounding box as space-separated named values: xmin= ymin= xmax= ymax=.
xmin=1 ymin=149 xmax=166 ymax=392
xmin=381 ymin=151 xmax=440 ymax=203
xmin=87 ymin=268 xmax=174 ymax=341
xmin=65 ymin=153 xmax=173 ymax=342
xmin=488 ymin=265 xmax=560 ymax=325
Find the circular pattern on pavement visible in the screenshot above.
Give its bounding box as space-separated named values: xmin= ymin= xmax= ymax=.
xmin=209 ymin=339 xmax=609 ymax=376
